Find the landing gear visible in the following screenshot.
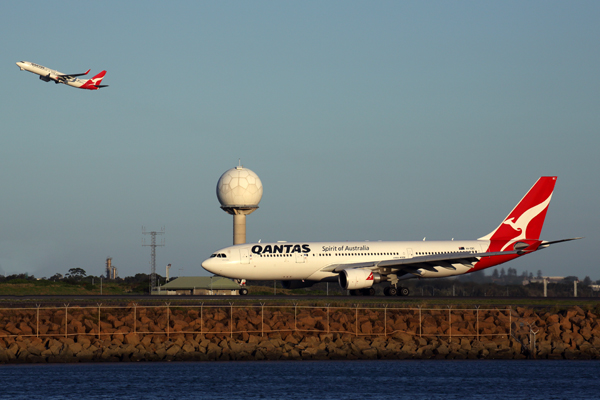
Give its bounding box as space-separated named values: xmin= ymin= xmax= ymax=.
xmin=239 ymin=288 xmax=248 ymax=295
xmin=384 ymin=286 xmax=409 ymax=296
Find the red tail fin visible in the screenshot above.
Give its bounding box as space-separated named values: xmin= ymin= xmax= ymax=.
xmin=81 ymin=70 xmax=107 ymax=90
xmin=479 ymin=176 xmax=556 ymax=242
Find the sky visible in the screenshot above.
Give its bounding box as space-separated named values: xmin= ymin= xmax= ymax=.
xmin=1 ymin=1 xmax=598 ymax=280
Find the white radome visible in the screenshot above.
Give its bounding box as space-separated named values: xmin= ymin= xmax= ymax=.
xmin=217 ymin=166 xmax=263 ymax=207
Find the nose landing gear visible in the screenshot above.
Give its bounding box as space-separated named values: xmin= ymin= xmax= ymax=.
xmin=236 ymin=279 xmax=248 ymax=295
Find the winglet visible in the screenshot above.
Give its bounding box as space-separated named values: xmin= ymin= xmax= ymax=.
xmin=84 ymin=69 xmax=90 ymax=75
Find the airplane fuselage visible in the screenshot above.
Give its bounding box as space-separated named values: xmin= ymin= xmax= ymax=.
xmin=202 ymin=239 xmax=527 ymax=282
xmin=16 ymin=61 xmax=107 ymax=90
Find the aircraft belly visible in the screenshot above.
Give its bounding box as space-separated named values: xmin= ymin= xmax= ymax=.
xmin=222 ymin=261 xmax=318 ymax=280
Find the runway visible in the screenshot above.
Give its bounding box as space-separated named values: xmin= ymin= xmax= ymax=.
xmin=0 ymin=294 xmax=597 ymax=307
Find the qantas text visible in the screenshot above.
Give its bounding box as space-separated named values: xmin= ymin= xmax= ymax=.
xmin=251 ymin=244 xmax=311 ymax=254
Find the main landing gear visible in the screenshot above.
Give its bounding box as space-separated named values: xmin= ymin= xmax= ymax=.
xmin=383 ymin=286 xmax=410 ymax=297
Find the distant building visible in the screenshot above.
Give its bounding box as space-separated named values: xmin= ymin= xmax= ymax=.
xmin=522 ymin=276 xmax=569 ymax=285
xmin=106 ymin=257 xmax=118 ymax=279
xmin=154 ymin=276 xmax=241 ymax=295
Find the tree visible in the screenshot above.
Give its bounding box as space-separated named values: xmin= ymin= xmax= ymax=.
xmin=492 ymin=269 xmax=499 ymax=279
xmin=583 ymin=276 xmax=592 ymax=286
xmin=537 ymin=270 xmax=543 ymax=279
xmin=66 ymin=268 xmax=87 ymax=279
xmin=49 ymin=273 xmax=63 ymax=281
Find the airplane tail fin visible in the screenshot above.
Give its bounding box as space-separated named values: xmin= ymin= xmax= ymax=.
xmin=81 ymin=70 xmax=108 ymax=90
xmin=478 ymin=177 xmax=557 ymax=241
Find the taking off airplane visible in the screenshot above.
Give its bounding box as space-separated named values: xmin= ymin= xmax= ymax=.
xmin=201 ymin=177 xmax=581 ymax=296
xmin=16 ymin=61 xmax=108 ymax=90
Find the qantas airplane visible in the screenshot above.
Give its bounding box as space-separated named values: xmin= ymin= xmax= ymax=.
xmin=16 ymin=61 xmax=108 ymax=90
xmin=201 ymin=177 xmax=581 ymax=296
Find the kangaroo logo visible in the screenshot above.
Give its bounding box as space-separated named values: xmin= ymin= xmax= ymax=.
xmin=499 ymin=193 xmax=552 ymax=251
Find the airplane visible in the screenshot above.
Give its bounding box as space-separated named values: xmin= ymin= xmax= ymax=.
xmin=201 ymin=176 xmax=581 ymax=296
xmin=16 ymin=61 xmax=108 ymax=90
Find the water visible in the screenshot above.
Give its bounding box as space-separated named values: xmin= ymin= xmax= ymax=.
xmin=0 ymin=360 xmax=598 ymax=399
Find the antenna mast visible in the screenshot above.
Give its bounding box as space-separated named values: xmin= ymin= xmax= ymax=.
xmin=142 ymin=226 xmax=165 ymax=293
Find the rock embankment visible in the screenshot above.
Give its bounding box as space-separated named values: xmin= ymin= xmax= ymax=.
xmin=0 ymin=305 xmax=598 ymax=363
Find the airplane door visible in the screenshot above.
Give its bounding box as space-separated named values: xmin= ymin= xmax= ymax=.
xmin=406 ymin=248 xmax=413 ymax=258
xmin=240 ymin=248 xmax=250 ymax=264
xmin=296 ymin=253 xmax=305 ymax=263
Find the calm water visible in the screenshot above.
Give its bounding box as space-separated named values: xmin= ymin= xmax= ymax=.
xmin=0 ymin=360 xmax=598 ymax=399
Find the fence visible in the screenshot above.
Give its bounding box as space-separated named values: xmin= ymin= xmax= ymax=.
xmin=0 ymin=304 xmax=514 ymax=342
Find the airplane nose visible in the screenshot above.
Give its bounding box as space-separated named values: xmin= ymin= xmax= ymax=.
xmin=201 ymin=258 xmax=217 ymax=273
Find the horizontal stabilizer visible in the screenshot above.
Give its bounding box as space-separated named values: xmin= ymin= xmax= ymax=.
xmin=538 ymin=237 xmax=583 ymax=249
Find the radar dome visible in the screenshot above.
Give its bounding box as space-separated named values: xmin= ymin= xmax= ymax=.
xmin=216 ymin=166 xmax=263 ymax=208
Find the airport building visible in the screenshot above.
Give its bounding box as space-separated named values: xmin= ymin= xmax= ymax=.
xmin=155 ymin=276 xmax=241 ymax=295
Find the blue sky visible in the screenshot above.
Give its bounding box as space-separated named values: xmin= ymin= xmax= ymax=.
xmin=1 ymin=1 xmax=598 ymax=280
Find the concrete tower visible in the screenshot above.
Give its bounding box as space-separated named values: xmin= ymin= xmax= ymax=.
xmin=216 ymin=164 xmax=263 ymax=245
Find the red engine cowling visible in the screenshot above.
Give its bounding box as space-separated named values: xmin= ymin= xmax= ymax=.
xmin=338 ymin=269 xmax=382 ymax=290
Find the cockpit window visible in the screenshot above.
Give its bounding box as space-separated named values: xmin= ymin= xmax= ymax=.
xmin=210 ymin=254 xmax=216 ymax=258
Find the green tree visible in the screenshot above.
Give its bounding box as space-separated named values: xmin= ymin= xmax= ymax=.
xmin=66 ymin=268 xmax=87 ymax=279
xmin=49 ymin=273 xmax=63 ymax=281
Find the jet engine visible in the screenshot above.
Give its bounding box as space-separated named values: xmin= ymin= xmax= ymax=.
xmin=280 ymin=280 xmax=318 ymax=290
xmin=338 ymin=269 xmax=383 ymax=290
xmin=39 ymin=75 xmax=51 ymax=82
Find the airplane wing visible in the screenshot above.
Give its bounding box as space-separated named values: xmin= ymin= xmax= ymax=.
xmin=55 ymin=69 xmax=91 ymax=81
xmin=320 ymin=237 xmax=582 ymax=278
xmin=320 ymin=250 xmax=520 ymax=276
